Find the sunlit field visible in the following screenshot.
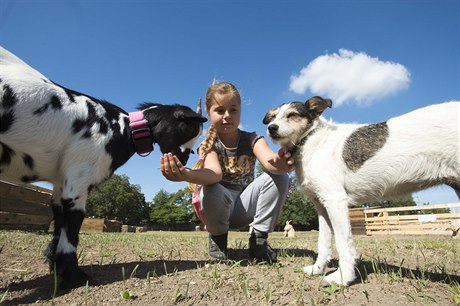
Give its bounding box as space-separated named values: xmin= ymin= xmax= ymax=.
xmin=1 ymin=230 xmax=459 ymax=305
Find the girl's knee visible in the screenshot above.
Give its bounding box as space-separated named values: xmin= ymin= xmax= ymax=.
xmin=200 ymin=184 xmax=232 ymax=217
xmin=266 ymin=172 xmax=290 ymax=193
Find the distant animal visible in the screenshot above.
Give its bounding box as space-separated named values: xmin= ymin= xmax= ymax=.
xmin=0 ymin=46 xmax=207 ymax=289
xmin=263 ymin=96 xmax=460 ymax=286
xmin=283 ymin=220 xmax=296 ymax=238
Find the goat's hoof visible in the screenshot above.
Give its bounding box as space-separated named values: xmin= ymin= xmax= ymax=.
xmin=53 ymin=251 xmax=91 ymax=290
xmin=59 ymin=268 xmax=91 ymax=290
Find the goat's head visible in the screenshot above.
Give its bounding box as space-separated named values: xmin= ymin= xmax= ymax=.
xmin=262 ymin=96 xmax=332 ymax=151
xmin=139 ymin=100 xmax=207 ymax=165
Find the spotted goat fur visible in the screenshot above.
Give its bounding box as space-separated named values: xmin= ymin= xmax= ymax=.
xmin=263 ymin=96 xmax=460 ymax=286
xmin=0 ymin=46 xmax=206 ymax=289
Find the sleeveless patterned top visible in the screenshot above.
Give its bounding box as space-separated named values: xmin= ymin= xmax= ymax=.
xmin=213 ymin=129 xmax=263 ymax=191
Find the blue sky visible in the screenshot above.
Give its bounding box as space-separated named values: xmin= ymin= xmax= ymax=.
xmin=1 ymin=0 xmax=459 ymax=205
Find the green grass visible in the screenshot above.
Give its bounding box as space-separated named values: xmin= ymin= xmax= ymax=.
xmin=0 ymin=230 xmax=459 ymax=305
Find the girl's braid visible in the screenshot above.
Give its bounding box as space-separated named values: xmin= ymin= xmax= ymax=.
xmin=188 ymin=125 xmax=217 ymax=191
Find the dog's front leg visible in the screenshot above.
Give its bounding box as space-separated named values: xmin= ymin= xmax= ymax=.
xmin=304 ymin=202 xmax=333 ymax=276
xmin=322 ymin=194 xmax=358 ymax=286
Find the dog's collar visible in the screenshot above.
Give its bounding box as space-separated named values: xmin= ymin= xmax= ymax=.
xmin=288 ymin=127 xmax=317 ymax=156
xmin=288 ymin=136 xmax=308 ymax=156
xmin=129 ymin=111 xmax=153 ymax=157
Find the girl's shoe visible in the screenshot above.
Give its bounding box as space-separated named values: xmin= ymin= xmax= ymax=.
xmin=208 ymin=233 xmax=228 ymax=260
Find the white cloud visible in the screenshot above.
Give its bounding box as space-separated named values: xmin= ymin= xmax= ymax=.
xmin=289 ymin=49 xmax=411 ymax=106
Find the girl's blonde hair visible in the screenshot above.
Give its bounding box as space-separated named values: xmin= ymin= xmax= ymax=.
xmin=188 ymin=81 xmax=241 ymax=191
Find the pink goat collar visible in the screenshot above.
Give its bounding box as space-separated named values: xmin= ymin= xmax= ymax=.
xmin=129 ymin=111 xmax=153 ymax=156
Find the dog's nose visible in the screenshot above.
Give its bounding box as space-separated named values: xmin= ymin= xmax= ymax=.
xmin=268 ymin=124 xmax=278 ymax=135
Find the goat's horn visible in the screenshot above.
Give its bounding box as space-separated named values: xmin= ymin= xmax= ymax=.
xmin=196 ymin=98 xmax=202 ymax=115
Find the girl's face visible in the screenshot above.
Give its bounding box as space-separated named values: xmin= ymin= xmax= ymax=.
xmin=207 ymin=92 xmax=241 ymax=136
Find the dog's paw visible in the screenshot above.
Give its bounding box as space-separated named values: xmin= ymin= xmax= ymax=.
xmin=322 ymin=269 xmax=355 ymax=287
xmin=303 ymin=264 xmax=325 ymax=275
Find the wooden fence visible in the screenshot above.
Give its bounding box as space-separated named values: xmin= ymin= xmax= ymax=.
xmin=3 ymin=179 xmax=459 ymax=236
xmin=0 ymin=180 xmax=53 ymax=231
xmin=349 ymin=208 xmax=367 ymax=235
xmin=363 ymin=203 xmax=460 ymax=237
xmin=0 ymin=180 xmax=122 ymax=232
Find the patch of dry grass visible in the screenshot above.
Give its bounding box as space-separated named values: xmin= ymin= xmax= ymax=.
xmin=1 ymin=230 xmax=459 ymax=305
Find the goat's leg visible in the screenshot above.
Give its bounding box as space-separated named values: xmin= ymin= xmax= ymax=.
xmin=304 ymin=202 xmax=333 ymax=276
xmin=44 ymin=187 xmax=63 ymax=271
xmin=54 ymin=170 xmax=91 ymax=289
xmin=322 ymin=193 xmax=358 ymax=286
xmin=55 ymin=197 xmax=87 ymax=289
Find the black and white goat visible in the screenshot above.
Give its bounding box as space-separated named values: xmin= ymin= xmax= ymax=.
xmin=263 ymin=96 xmax=460 ymax=286
xmin=0 ymin=46 xmax=207 ymax=289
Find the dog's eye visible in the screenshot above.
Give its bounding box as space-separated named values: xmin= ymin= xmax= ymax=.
xmin=287 ymin=113 xmax=299 ymax=119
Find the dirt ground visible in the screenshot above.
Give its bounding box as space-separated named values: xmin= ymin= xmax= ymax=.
xmin=1 ymin=230 xmax=459 ymax=305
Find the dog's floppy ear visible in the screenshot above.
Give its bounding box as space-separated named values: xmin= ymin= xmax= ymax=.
xmin=305 ymin=96 xmax=332 ymax=118
xmin=263 ymin=108 xmax=278 ymax=124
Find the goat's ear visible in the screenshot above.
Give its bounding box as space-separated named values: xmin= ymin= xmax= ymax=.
xmin=305 ymin=96 xmax=332 ymax=118
xmin=174 ymin=110 xmax=207 ymax=123
xmin=262 ymin=108 xmax=278 ymax=125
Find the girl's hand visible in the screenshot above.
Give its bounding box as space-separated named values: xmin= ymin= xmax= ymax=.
xmin=160 ymin=153 xmax=190 ymax=182
xmin=268 ymin=148 xmax=295 ymax=173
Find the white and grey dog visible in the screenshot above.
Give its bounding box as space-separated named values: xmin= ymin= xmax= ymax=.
xmin=263 ymin=96 xmax=460 ymax=286
xmin=0 ymin=46 xmax=207 ymax=289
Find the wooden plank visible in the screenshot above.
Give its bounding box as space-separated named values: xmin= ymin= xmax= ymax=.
xmin=366 ymin=213 xmax=460 ymax=222
xmin=349 ymin=208 xmax=366 ymax=235
xmin=0 ymin=198 xmax=51 ymax=216
xmin=366 ymin=219 xmax=453 ymax=226
xmin=105 ymin=220 xmax=122 ymax=232
xmin=0 ymin=180 xmax=52 ymax=205
xmin=0 ymin=223 xmax=51 ymax=231
xmin=368 ymin=229 xmax=452 ymax=236
xmin=0 ymin=180 xmax=52 ymax=194
xmin=80 ymin=218 xmax=105 ymax=233
xmin=0 ymin=212 xmax=52 ymax=226
xmin=366 ymin=222 xmax=453 ymax=230
xmin=49 ymin=218 xmax=122 ymax=233
xmin=364 ymin=203 xmax=460 ymax=214
xmin=121 ymin=225 xmax=136 ymax=233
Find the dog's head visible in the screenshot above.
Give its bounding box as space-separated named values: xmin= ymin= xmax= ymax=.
xmin=140 ymin=101 xmax=207 ymax=165
xmin=262 ymin=96 xmax=332 ymax=150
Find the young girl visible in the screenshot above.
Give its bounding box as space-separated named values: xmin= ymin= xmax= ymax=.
xmin=160 ymin=81 xmax=294 ymax=262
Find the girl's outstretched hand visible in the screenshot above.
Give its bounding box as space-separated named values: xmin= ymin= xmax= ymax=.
xmin=160 ymin=153 xmax=190 ymax=182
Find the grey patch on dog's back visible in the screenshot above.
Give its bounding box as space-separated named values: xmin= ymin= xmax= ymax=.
xmin=343 ymin=122 xmax=389 ymax=171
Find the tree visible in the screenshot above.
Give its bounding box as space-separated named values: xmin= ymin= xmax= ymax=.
xmin=257 ymin=165 xmax=319 ymax=231
xmin=149 ymin=188 xmax=196 ymax=228
xmin=277 ymin=175 xmax=318 ymax=231
xmin=86 ymin=174 xmax=149 ymax=225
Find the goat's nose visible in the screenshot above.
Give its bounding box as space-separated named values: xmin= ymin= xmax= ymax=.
xmin=268 ymin=124 xmax=278 ymax=134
